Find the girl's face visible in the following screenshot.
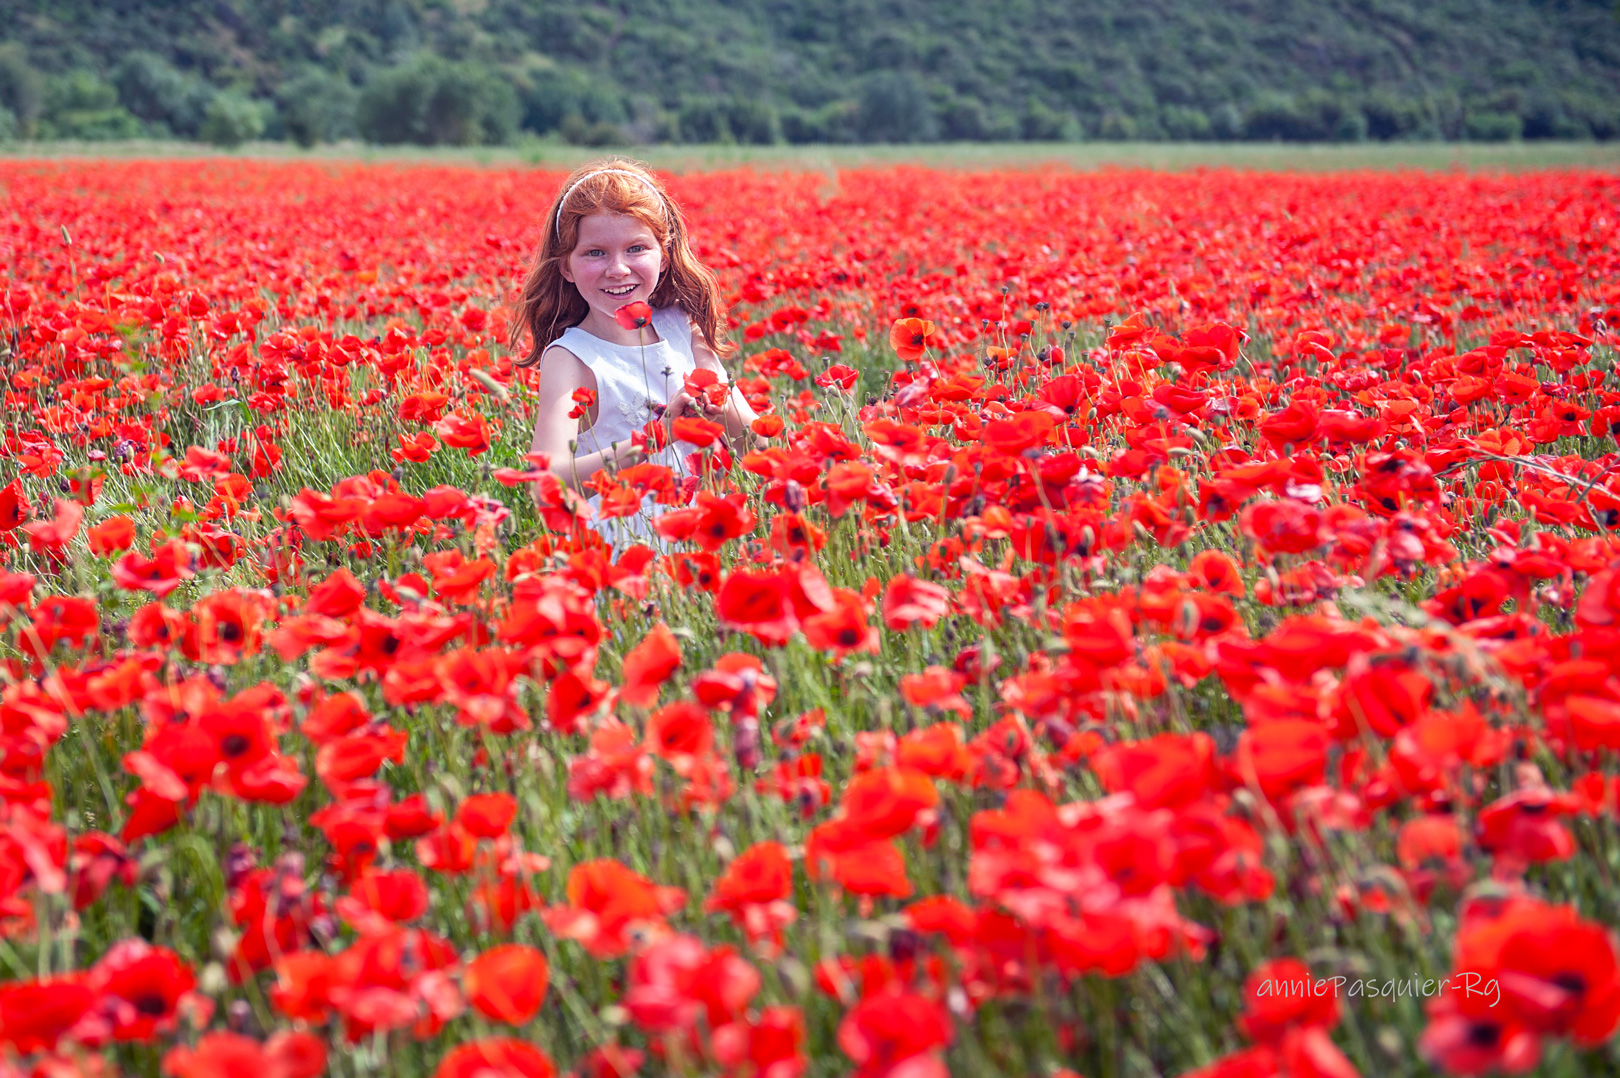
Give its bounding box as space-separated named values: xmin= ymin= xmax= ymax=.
xmin=561 ymin=212 xmax=664 ymax=326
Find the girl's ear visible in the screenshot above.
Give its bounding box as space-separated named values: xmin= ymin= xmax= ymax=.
xmin=559 ymin=254 xmax=575 ymax=285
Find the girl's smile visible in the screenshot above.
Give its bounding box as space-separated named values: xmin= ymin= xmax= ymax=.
xmin=561 ymin=212 xmax=665 ymax=344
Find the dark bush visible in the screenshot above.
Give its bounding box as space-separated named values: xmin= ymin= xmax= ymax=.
xmin=1562 ymin=93 xmax=1619 ymax=140
xmin=0 ymin=44 xmax=44 ymax=137
xmin=1242 ymin=91 xmax=1365 ymax=142
xmin=358 ymin=55 xmax=519 ymax=146
xmin=781 ymin=101 xmax=857 ymax=144
xmin=1209 ymin=103 xmax=1243 ymax=139
xmin=1520 ymin=90 xmax=1585 ymax=139
xmin=41 ymin=72 xmax=144 ymax=140
xmin=559 ymin=114 xmax=623 ymax=147
xmin=1361 ymin=92 xmax=1428 ymax=140
xmin=1246 ymin=93 xmax=1312 ymax=140
xmin=200 ymin=90 xmax=266 ymax=148
xmin=1096 ymin=111 xmax=1137 ymax=140
xmin=111 ymin=52 xmax=214 ymax=138
xmin=1463 ymin=110 xmax=1523 ymax=141
xmin=853 ymin=72 xmax=937 ymax=143
xmin=1161 ymin=105 xmax=1212 ymax=140
xmin=939 ymin=98 xmax=990 ymax=140
xmin=1020 ymin=97 xmax=1074 ymax=140
xmin=277 ymin=69 xmax=358 ymax=147
xmin=677 ymin=97 xmax=732 ymax=143
xmin=519 ymin=65 xmax=624 ymax=135
xmin=724 ymin=96 xmax=780 ymax=145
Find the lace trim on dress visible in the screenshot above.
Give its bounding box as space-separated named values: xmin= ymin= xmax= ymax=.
xmin=616 ymin=387 xmax=657 ymax=427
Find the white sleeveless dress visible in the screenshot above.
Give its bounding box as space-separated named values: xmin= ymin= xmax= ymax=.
xmin=553 ymin=305 xmax=710 ymax=551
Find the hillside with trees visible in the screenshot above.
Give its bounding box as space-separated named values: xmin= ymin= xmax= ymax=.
xmin=2 ymin=0 xmax=1619 ymax=145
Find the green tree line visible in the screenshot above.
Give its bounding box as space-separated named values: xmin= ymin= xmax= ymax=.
xmin=2 ymin=0 xmax=1619 ymax=146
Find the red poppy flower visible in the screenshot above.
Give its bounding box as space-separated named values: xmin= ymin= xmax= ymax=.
xmin=433 ymin=413 xmax=492 ymax=455
xmin=896 ymin=722 xmax=971 ymax=778
xmin=0 ymin=973 xmax=95 ymax=1054
xmin=573 ymin=1045 xmax=646 ymax=1078
xmin=340 ymin=867 xmax=431 ymax=931
xmin=815 ymin=364 xmax=859 ymax=391
xmin=455 ymin=792 xmax=518 ymax=838
xmin=981 ymin=410 xmax=1055 ymax=455
xmin=164 ymin=1030 xmax=328 ymax=1078
xmin=1241 ymin=499 xmax=1326 ymax=557
xmin=1238 ymin=957 xmax=1340 ymax=1044
xmin=547 ymin=669 xmax=610 ymax=735
xmin=0 ymin=477 xmax=29 ymax=531
xmin=888 ymin=318 xmax=937 ymax=363
xmin=717 ymin=1004 xmax=808 ymax=1078
xmin=1259 ymin=401 xmax=1320 ymax=447
xmin=671 ymin=414 xmax=726 ymax=447
xmin=112 ymin=540 xmax=195 ymax=597
xmin=837 ymin=990 xmax=953 ymax=1078
xmin=705 ymin=840 xmax=797 ymax=947
xmin=1235 ymin=720 xmax=1330 ymax=803
xmin=614 ymin=301 xmax=654 ymax=331
xmin=882 ymin=575 xmax=952 ymax=631
xmin=714 ymin=567 xmax=800 ymax=645
xmin=655 ymin=491 xmax=755 ymax=552
xmin=21 ymin=497 xmax=82 ymax=558
xmin=568 ymin=386 xmax=598 ymax=419
xmin=88 ymin=939 xmax=196 ymax=1043
xmin=819 ymin=767 xmax=939 ymax=849
xmin=644 ymin=700 xmax=714 ymax=762
xmin=87 ymin=514 xmax=136 ymax=556
xmin=186 ymin=588 xmax=269 ymax=665
xmin=436 ymin=1038 xmax=556 ymax=1078
xmin=543 ymin=859 xmax=686 ymax=958
xmin=1189 ymin=550 xmax=1245 ymax=596
xmin=619 ymin=621 xmax=683 ymax=707
xmin=463 ymin=944 xmax=550 ymax=1025
xmin=23 ymin=594 xmax=99 ymax=653
xmin=1476 ymin=786 xmax=1581 ymax=865
xmin=801 ymin=588 xmax=878 ymax=657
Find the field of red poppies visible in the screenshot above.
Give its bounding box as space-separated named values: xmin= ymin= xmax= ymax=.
xmin=2 ymin=158 xmax=1620 ymax=1078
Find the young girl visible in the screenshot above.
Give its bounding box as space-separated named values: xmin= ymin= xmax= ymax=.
xmin=511 ymin=158 xmax=759 ymax=550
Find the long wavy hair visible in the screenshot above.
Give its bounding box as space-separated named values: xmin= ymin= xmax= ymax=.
xmin=510 ymin=157 xmax=734 ymax=368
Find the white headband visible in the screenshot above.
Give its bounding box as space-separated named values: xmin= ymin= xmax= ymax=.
xmin=554 ymin=169 xmax=672 ymax=240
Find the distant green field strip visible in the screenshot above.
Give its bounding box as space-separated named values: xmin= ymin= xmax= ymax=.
xmin=4 ymin=139 xmax=1620 ymax=173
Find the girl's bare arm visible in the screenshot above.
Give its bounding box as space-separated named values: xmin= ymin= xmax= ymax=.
xmin=530 ymin=345 xmax=643 ymax=498
xmin=691 ymin=335 xmax=762 ymax=452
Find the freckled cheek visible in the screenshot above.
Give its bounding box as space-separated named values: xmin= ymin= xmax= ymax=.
xmin=632 ymin=253 xmax=663 ymax=285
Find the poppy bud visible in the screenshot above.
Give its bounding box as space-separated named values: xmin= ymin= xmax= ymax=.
xmin=734 ymin=718 xmax=762 ymax=772
xmin=888 ymin=928 xmax=924 ymax=963
xmin=224 ymin=998 xmax=254 ymax=1033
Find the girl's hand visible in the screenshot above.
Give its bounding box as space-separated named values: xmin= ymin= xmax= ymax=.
xmin=695 ymin=392 xmax=725 ymax=419
xmin=663 ymin=388 xmax=721 ymax=442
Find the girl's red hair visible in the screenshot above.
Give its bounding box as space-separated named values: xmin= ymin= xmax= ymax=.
xmin=510 ymin=157 xmax=734 ymax=367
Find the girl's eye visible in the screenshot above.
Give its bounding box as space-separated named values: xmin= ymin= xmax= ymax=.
xmin=586 ymin=249 xmax=605 ymax=257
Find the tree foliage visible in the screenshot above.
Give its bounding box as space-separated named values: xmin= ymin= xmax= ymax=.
xmin=356 ymin=55 xmax=519 ymax=146
xmin=111 ymin=52 xmax=215 ymax=138
xmin=1 ymin=0 xmax=1618 ymax=143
